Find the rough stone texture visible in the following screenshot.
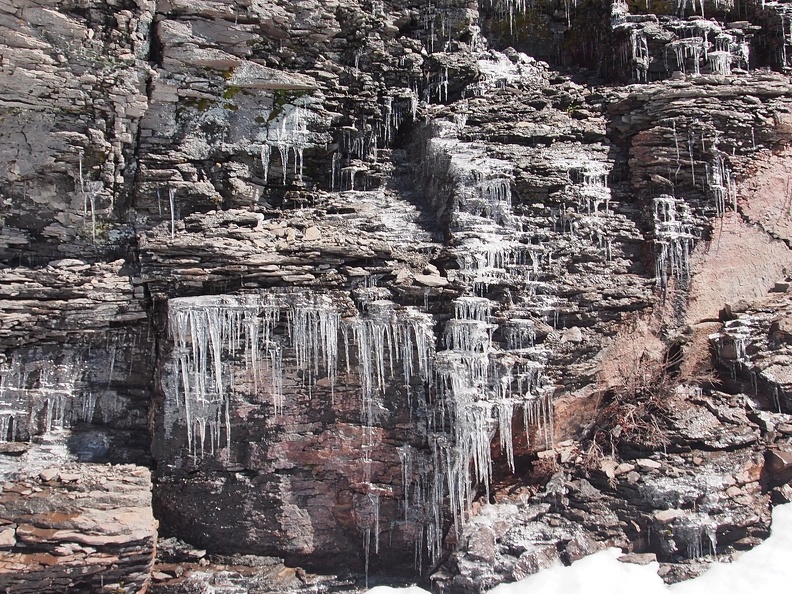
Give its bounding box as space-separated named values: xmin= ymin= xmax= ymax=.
xmin=0 ymin=453 xmax=156 ymax=593
xmin=739 ymin=147 xmax=792 ymax=244
xmin=0 ymin=0 xmax=154 ymax=264
xmin=3 ymin=0 xmax=792 ymax=590
xmin=686 ymin=211 xmax=792 ymax=325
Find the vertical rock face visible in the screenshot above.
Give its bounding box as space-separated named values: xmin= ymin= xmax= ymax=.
xmin=0 ymin=0 xmax=154 ymax=263
xmin=4 ymin=0 xmax=792 ymax=589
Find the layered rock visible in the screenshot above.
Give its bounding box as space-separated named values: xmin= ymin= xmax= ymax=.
xmin=0 ymin=454 xmax=156 ymax=593
xmin=0 ymin=257 xmax=153 ymax=464
xmin=2 ymin=0 xmax=792 ymax=591
xmin=435 ymin=384 xmax=782 ymax=590
xmin=0 ymin=0 xmax=154 ymax=263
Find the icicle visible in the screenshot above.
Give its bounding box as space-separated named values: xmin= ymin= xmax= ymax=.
xmin=454 ymin=296 xmax=492 ymax=322
xmin=260 ymin=144 xmax=271 ymax=184
xmin=78 ymin=151 xmax=86 ymax=223
xmin=708 ymin=51 xmax=731 ymax=76
xmin=166 ymin=294 xmax=439 ymax=459
xmin=497 ymin=400 xmax=515 ymax=471
xmin=370 ymin=491 xmax=380 ymax=554
xmin=88 ymin=185 xmax=97 ymax=243
xmin=706 ymin=145 xmax=737 ymax=214
xmin=0 ymin=354 xmax=86 ymax=441
xmin=363 ymin=527 xmax=371 ymax=589
xmin=262 ymin=105 xmax=312 ymax=186
xmin=629 ymin=29 xmax=650 ymax=82
xmin=397 ymin=445 xmax=411 ymax=518
xmin=168 ymin=187 xmax=176 ymax=239
xmin=288 ymin=295 xmax=340 ymax=398
xmin=167 ymin=293 xmax=333 ymax=456
xmin=331 ymin=152 xmax=340 ymax=191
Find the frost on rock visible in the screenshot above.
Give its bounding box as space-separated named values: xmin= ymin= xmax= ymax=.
xmin=466 ymin=49 xmax=547 ymax=97
xmin=641 ymin=470 xmax=728 ymax=559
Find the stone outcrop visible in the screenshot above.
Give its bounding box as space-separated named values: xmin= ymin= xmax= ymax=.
xmin=3 ymin=0 xmax=792 ymax=591
xmin=0 ymin=453 xmax=156 ymax=593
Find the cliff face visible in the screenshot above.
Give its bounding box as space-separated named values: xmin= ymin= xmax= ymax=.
xmin=3 ymin=0 xmax=792 ymax=591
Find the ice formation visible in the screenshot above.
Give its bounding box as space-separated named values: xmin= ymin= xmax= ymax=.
xmin=0 ymin=354 xmax=87 ymax=442
xmin=168 ymin=187 xmax=176 ymax=238
xmin=167 ymin=292 xmax=345 ymax=455
xmin=558 ymin=156 xmax=613 ymax=216
xmin=653 ymin=194 xmax=696 ymax=288
xmin=712 ymin=318 xmax=753 ymax=363
xmin=613 ymin=2 xmax=751 ymax=82
xmin=76 ymin=153 xmax=103 ymax=243
xmin=766 ymin=3 xmax=792 ymax=69
xmin=466 ymin=50 xmax=546 ymax=97
xmin=706 ymin=150 xmax=737 ymax=214
xmin=166 ymin=292 xmax=435 ymax=457
xmin=160 ymin=116 xmax=617 ymax=569
xmin=669 ymin=38 xmax=705 ymax=75
xmin=673 ymin=514 xmax=718 ymax=559
xmin=630 ymin=29 xmax=650 ymax=82
xmin=383 ymin=120 xmax=573 ymax=566
xmin=258 ymin=104 xmax=312 ymax=185
xmin=344 ymin=300 xmax=435 ymax=438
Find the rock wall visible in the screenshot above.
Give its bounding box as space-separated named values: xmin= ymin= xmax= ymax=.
xmin=3 ymin=0 xmax=792 ymax=590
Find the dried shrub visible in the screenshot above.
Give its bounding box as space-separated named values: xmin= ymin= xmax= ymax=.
xmin=590 ymin=349 xmax=675 ymax=460
xmin=598 ymin=315 xmax=666 ymax=393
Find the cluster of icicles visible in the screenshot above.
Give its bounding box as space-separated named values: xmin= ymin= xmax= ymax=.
xmin=653 ymin=194 xmax=696 ymax=288
xmin=0 ymin=331 xmax=142 ymax=443
xmin=259 ymin=105 xmax=311 ymax=186
xmin=0 ymin=354 xmax=89 ymax=442
xmin=165 ymin=288 xmax=553 ymax=567
xmin=613 ymin=0 xmax=751 ymax=82
xmin=166 ymin=292 xmax=433 ymax=456
xmin=651 ymin=126 xmax=739 ymax=288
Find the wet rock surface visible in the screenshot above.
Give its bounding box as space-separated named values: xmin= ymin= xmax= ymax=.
xmin=3 ymin=0 xmax=792 ymax=591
